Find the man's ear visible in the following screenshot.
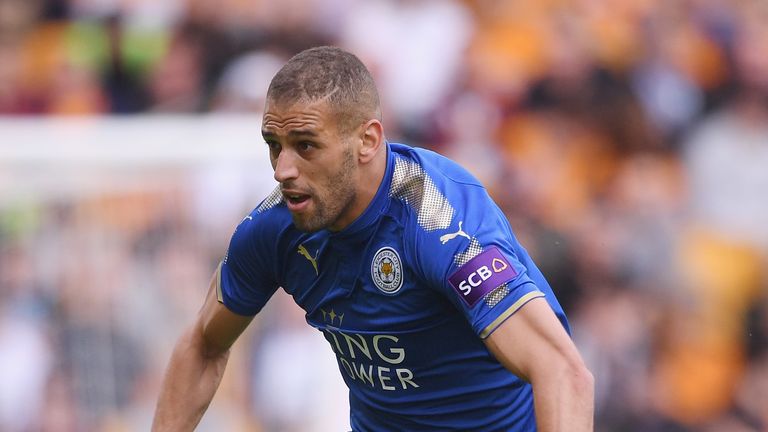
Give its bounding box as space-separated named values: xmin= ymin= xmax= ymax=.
xmin=359 ymin=119 xmax=384 ymax=163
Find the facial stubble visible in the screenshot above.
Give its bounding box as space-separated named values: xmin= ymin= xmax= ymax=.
xmin=291 ymin=147 xmax=358 ymax=233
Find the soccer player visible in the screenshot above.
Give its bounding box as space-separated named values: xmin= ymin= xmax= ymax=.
xmin=152 ymin=46 xmax=594 ymax=431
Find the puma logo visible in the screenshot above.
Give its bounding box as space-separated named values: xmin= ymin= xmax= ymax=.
xmin=440 ymin=221 xmax=471 ymax=244
xmin=297 ymin=244 xmax=319 ymax=275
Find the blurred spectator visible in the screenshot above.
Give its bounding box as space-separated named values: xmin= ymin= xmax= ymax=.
xmin=339 ymin=0 xmax=473 ymax=141
xmin=0 ymin=227 xmax=51 ymax=432
xmin=682 ymin=6 xmax=768 ymax=251
xmin=147 ymin=25 xmax=205 ymax=112
xmin=0 ymin=42 xmax=31 ymax=113
xmin=210 ymin=50 xmax=285 ymax=113
xmin=0 ymin=259 xmax=52 ymax=432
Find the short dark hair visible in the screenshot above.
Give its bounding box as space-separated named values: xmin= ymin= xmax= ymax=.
xmin=266 ymin=46 xmax=381 ymax=132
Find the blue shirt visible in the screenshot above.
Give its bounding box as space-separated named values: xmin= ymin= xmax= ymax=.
xmin=219 ymin=142 xmax=570 ymax=431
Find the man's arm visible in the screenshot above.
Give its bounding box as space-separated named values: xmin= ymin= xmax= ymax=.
xmin=152 ymin=270 xmax=254 ymax=431
xmin=484 ymin=297 xmax=594 ymax=432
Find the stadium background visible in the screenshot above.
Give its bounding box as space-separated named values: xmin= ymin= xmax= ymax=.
xmin=1 ymin=0 xmax=767 ymax=430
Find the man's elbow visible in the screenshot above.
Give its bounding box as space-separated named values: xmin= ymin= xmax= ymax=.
xmin=574 ymin=363 xmax=594 ymax=398
xmin=528 ymin=350 xmax=594 ymax=399
xmin=563 ymin=358 xmax=594 ymax=400
xmin=177 ymin=323 xmax=230 ymax=361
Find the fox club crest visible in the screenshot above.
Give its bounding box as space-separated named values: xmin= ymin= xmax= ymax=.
xmin=371 ymin=246 xmax=403 ymax=294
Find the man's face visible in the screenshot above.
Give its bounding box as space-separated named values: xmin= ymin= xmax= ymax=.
xmin=262 ymin=99 xmax=359 ymax=232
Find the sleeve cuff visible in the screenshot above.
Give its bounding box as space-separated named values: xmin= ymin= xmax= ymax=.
xmin=215 ymin=261 xmax=224 ymax=303
xmin=479 ymin=291 xmax=546 ymax=339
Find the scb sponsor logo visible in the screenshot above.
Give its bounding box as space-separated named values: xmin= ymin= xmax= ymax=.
xmin=457 ymin=264 xmax=495 ymax=295
xmin=448 ymin=246 xmax=518 ymax=307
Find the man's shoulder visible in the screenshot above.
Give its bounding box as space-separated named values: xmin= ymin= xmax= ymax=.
xmin=386 ymin=142 xmax=492 ymax=239
xmin=230 ymin=187 xmax=293 ymax=245
xmin=252 ymin=186 xmax=286 ymax=216
xmin=388 ymin=142 xmax=487 ymax=208
xmin=389 ymin=142 xmax=484 ymax=192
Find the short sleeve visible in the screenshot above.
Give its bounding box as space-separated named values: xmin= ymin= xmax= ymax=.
xmin=217 ymin=212 xmax=279 ymax=316
xmin=413 ymin=187 xmax=545 ymax=339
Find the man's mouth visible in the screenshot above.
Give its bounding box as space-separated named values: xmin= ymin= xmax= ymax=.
xmin=286 ymin=193 xmax=310 ymax=205
xmin=283 ymin=191 xmax=312 ymax=211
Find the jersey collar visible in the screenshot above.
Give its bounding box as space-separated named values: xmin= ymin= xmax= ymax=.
xmin=330 ymin=142 xmax=394 ymax=239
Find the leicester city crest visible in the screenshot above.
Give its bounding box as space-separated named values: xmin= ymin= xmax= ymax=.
xmin=371 ymin=246 xmax=403 ymax=294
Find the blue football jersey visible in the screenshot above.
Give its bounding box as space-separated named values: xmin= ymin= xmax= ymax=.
xmin=218 ymin=142 xmax=570 ymax=431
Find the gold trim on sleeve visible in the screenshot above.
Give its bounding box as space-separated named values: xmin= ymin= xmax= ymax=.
xmin=479 ymin=291 xmax=546 ymax=339
xmin=215 ymin=261 xmax=224 ymax=303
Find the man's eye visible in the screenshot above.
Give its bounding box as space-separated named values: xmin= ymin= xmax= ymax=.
xmin=298 ymin=141 xmax=314 ymax=151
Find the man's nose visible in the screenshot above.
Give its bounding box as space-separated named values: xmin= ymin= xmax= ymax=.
xmin=273 ymin=150 xmax=299 ymax=183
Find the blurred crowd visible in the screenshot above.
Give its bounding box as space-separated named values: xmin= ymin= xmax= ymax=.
xmin=1 ymin=0 xmax=768 ymax=431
